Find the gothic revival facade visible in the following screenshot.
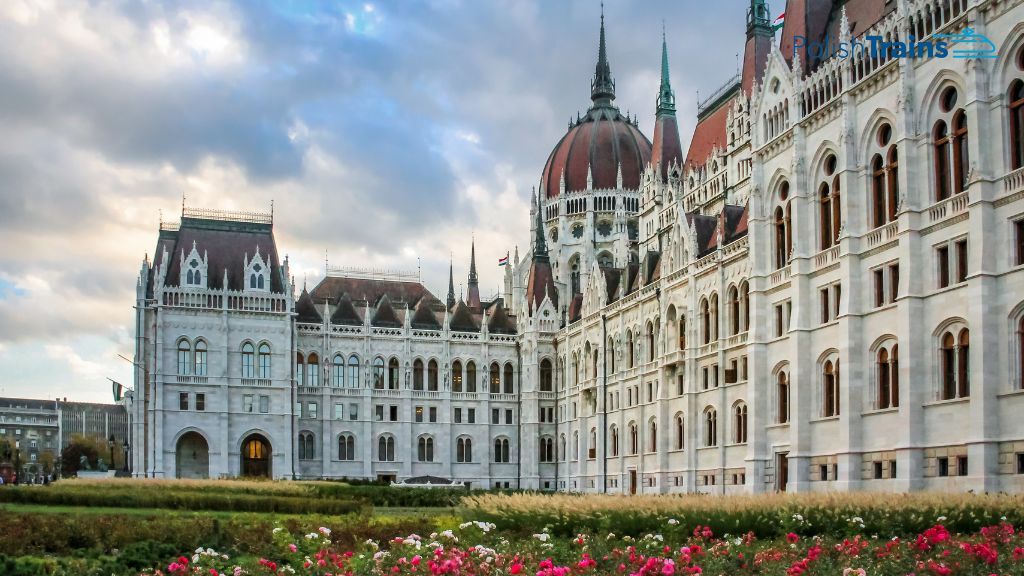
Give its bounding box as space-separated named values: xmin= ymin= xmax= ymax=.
xmin=131 ymin=0 xmax=1024 ymax=493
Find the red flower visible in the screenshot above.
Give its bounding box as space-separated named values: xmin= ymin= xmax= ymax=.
xmin=786 ymin=533 xmax=799 ymax=544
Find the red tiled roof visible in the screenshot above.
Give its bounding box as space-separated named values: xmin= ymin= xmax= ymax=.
xmin=684 ymin=103 xmax=730 ymax=170
xmin=652 ymin=114 xmax=683 ymax=182
xmin=741 ymin=33 xmax=773 ymax=95
xmin=525 ymin=260 xmax=558 ymax=311
xmin=311 ymin=277 xmax=435 ymax=307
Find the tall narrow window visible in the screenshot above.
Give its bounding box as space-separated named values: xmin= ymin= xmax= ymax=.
xmin=734 ymin=403 xmax=748 ymax=444
xmin=503 ymin=363 xmax=514 ymax=394
xmin=194 ymin=340 xmax=207 ymax=376
xmin=938 ymin=245 xmax=951 ymax=288
xmin=819 ymin=182 xmax=833 ymax=249
xmin=333 ymin=354 xmax=345 ymax=387
xmin=257 ymin=343 xmax=271 ymax=379
xmin=413 ymin=359 xmax=424 ymax=390
xmin=373 ymin=358 xmax=386 ymax=389
xmin=704 ymin=409 xmax=717 ymax=447
xmin=540 ymin=359 xmax=552 ymax=392
xmin=451 ymin=360 xmax=463 ymax=392
xmin=428 ymin=359 xmax=438 ymax=391
xmin=957 ymin=329 xmax=970 ymax=398
xmin=878 ymin=348 xmax=891 ymax=409
xmin=934 ymin=120 xmax=952 ymax=201
xmin=823 ymin=360 xmax=839 ymax=417
xmin=295 ymin=353 xmax=305 ymax=386
xmin=241 ymin=343 xmax=254 ymax=378
xmin=307 ymin=353 xmax=320 ymax=387
xmin=728 ymin=286 xmax=740 ymax=336
xmin=886 ymin=146 xmax=899 ymax=222
xmin=952 ymin=111 xmax=969 ymax=193
xmin=466 ymin=361 xmax=477 ymax=393
xmin=941 ymin=332 xmax=957 ymax=400
xmin=1011 ymin=80 xmax=1024 ymax=170
xmin=955 ymin=239 xmax=968 ymax=283
xmin=177 ymin=339 xmax=191 ymax=376
xmin=891 ymin=345 xmax=900 ymax=407
xmin=388 ymin=358 xmax=400 ymax=390
xmin=348 ymin=355 xmax=360 ymax=387
xmin=872 ymin=154 xmax=886 ymax=228
xmin=777 ymin=372 xmax=789 ymax=424
xmin=675 ymin=415 xmax=684 ymax=450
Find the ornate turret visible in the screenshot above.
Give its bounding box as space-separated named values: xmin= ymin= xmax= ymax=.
xmin=446 ymin=258 xmax=456 ymax=309
xmin=747 ymin=0 xmax=772 ymax=37
xmin=742 ymin=0 xmax=773 ymax=94
xmin=525 ymin=190 xmax=558 ymax=312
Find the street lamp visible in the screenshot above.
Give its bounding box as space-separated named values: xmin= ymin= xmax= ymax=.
xmin=122 ymin=438 xmax=130 ymax=473
xmin=107 ymin=435 xmax=115 ymax=472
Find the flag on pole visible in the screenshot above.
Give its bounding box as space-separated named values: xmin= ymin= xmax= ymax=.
xmin=772 ymin=12 xmax=785 ymax=32
xmin=498 ymin=252 xmax=509 ymax=266
xmin=111 ymin=380 xmax=123 ymax=402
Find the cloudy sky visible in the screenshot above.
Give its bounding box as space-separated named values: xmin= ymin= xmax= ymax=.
xmin=0 ymin=0 xmax=748 ymax=403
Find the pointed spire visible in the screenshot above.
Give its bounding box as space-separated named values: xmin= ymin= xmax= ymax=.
xmin=466 ymin=237 xmax=481 ymax=310
xmin=446 ymin=257 xmax=456 ymax=309
xmin=590 ymin=2 xmax=615 ymax=107
xmin=533 ymin=188 xmax=549 ymax=262
xmin=656 ymin=26 xmax=675 ymax=116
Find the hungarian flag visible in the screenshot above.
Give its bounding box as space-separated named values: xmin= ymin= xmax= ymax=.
xmin=772 ymin=12 xmax=785 ymax=32
xmin=498 ymin=252 xmax=509 ymax=266
xmin=112 ymin=380 xmax=124 ymax=402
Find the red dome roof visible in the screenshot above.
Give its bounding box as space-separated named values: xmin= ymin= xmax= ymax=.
xmin=540 ymin=106 xmax=652 ymax=198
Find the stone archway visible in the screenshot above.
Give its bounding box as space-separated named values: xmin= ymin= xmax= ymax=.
xmin=175 ymin=431 xmax=209 ymax=479
xmin=240 ymin=433 xmax=271 ymax=478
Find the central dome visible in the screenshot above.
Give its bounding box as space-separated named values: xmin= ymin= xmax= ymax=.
xmin=539 ymin=9 xmax=652 ymax=198
xmin=540 ymin=107 xmax=652 ymax=198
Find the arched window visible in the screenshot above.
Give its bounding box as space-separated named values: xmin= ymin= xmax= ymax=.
xmin=457 ymin=437 xmax=473 ymax=463
xmin=593 ymin=347 xmax=600 ymax=376
xmin=777 ymin=372 xmax=790 ymax=424
xmin=295 ymin=353 xmax=305 ymax=386
xmin=647 ymin=323 xmax=655 ymax=362
xmin=701 ymin=299 xmax=711 ymax=345
xmin=388 ymin=357 xmax=399 ymax=390
xmin=704 ymin=408 xmax=718 ymax=447
xmin=466 ymin=360 xmax=477 ymax=392
xmin=298 ymin=432 xmax=314 ymax=460
xmin=428 ymin=359 xmax=439 ymax=391
xmin=257 ymin=343 xmax=271 ymax=379
xmin=177 ymin=339 xmax=191 ymax=375
xmin=338 ymin=433 xmax=355 ymax=460
xmin=540 ymin=359 xmax=552 ymax=392
xmin=774 ymin=181 xmax=792 ymax=269
xmin=590 ymin=428 xmax=597 ymax=458
xmin=886 ymin=146 xmax=899 ymax=221
xmin=539 ymin=437 xmax=554 ymax=462
xmin=629 ymin=423 xmax=638 ymax=455
xmin=610 ymin=425 xmax=619 ymax=456
xmin=877 ymin=348 xmax=891 ymax=409
xmin=957 ymin=329 xmax=970 ymax=398
xmin=740 ymin=282 xmax=750 ymax=332
xmin=194 ymin=340 xmax=207 ymax=376
xmin=733 ymin=403 xmax=748 ymax=444
xmin=373 ymin=357 xmax=386 ymax=389
xmin=728 ymin=286 xmax=740 ymax=336
xmin=674 ymin=414 xmax=684 ymax=450
xmin=559 ymin=434 xmax=566 ymax=461
xmin=822 ymin=359 xmax=840 ymax=417
xmin=494 ymin=438 xmax=510 ymax=463
xmin=332 ymin=354 xmax=345 ymax=387
xmin=941 ymin=332 xmax=956 ymax=399
xmin=503 ymin=363 xmax=514 ymax=394
xmin=648 ymin=419 xmax=657 ymax=453
xmin=378 ymin=436 xmax=395 ymax=461
xmin=489 ymin=363 xmax=501 ymax=393
xmin=570 ymin=256 xmax=581 ymax=295
xmin=413 ymin=359 xmax=424 ymax=390
xmin=307 ymin=353 xmax=320 ymax=387
xmin=939 ymin=327 xmax=970 ymax=400
xmin=241 ymin=343 xmax=254 ymax=378
xmin=1011 ymin=80 xmax=1024 ymax=170
xmin=627 ymin=331 xmax=635 ymax=367
xmin=348 ymin=355 xmax=360 ymax=387
xmin=872 ymin=154 xmax=886 ymax=228
xmin=572 ymin=354 xmax=579 ymax=385
xmin=417 ymin=436 xmax=434 ymax=462
xmin=819 ymin=182 xmax=833 ymax=249
xmin=818 ymin=154 xmax=841 ymax=250
xmin=933 ymin=87 xmax=969 ymax=200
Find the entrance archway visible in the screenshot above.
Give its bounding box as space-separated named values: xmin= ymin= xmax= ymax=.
xmin=176 ymin=431 xmax=209 ymax=479
xmin=241 ymin=434 xmax=271 ymax=478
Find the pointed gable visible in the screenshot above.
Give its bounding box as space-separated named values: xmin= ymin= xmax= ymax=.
xmin=449 ymin=301 xmax=480 ymax=333
xmin=372 ymin=294 xmax=401 ymax=328
xmin=487 ymin=301 xmax=517 ymax=334
xmin=602 ymin=268 xmax=621 ymax=303
xmin=331 ymin=293 xmax=363 ymax=326
xmin=568 ymin=293 xmax=584 ymax=323
xmin=526 ymin=260 xmax=558 ymax=311
xmin=410 ymin=297 xmax=442 ymax=331
xmin=295 ymin=288 xmax=322 ymax=324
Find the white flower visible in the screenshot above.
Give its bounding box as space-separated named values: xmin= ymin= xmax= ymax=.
xmin=319 ymin=527 xmax=332 ymax=536
xmin=365 ymin=539 xmax=379 ymax=549
xmin=734 ymin=537 xmax=743 ymax=546
xmin=305 ymin=533 xmax=319 ymax=540
xmin=192 ymin=554 xmax=200 ymax=563
xmin=667 ymin=518 xmax=679 ymax=525
xmin=936 ymin=516 xmax=947 ymax=522
xmin=606 ymin=533 xmax=616 ymax=540
xmin=273 ymin=527 xmax=284 ymax=534
xmin=533 ymin=533 xmax=551 ymax=542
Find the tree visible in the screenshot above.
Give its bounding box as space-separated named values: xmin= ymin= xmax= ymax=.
xmin=60 ymin=435 xmax=101 ymax=477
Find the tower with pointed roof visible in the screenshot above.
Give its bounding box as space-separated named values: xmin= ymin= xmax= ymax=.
xmin=446 ymin=259 xmax=456 ymax=309
xmin=466 ymin=239 xmax=481 ymax=310
xmin=651 ymin=29 xmax=683 ymax=184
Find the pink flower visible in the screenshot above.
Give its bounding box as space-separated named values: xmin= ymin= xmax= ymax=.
xmin=288 ymin=543 xmax=297 ymax=553
xmin=510 ymin=562 xmax=522 ymax=574
xmin=786 ymin=533 xmax=799 ymax=544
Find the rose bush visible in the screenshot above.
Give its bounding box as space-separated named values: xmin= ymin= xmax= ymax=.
xmin=146 ymin=519 xmax=1024 ymax=575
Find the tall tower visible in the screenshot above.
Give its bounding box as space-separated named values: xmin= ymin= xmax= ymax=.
xmin=742 ymin=0 xmax=773 ymax=94
xmin=446 ymin=258 xmax=456 ymax=309
xmin=590 ymin=4 xmax=615 ymax=108
xmin=651 ymin=29 xmax=683 ymax=183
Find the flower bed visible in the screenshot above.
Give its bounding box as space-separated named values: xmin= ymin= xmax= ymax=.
xmin=149 ymin=520 xmax=1024 ymax=575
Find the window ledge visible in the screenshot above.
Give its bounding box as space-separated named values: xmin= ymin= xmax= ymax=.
xmin=696 ymin=445 xmax=719 ymax=451
xmin=932 ymin=282 xmax=967 ymax=296
xmin=766 ymin=422 xmax=790 ymax=430
xmin=923 ymin=397 xmax=970 ymax=407
xmin=809 ymin=415 xmax=840 ymax=423
xmin=997 ymin=388 xmax=1024 ymax=398
xmin=862 ymin=406 xmax=900 ymax=416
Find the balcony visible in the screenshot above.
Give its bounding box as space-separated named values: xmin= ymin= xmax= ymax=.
xmin=813 ymin=245 xmax=839 ymax=271
xmin=298 ymin=386 xmax=320 ymax=395
xmin=412 ymin=390 xmax=441 ymax=399
xmin=1003 ymin=166 xmax=1024 ymax=196
xmin=769 ymin=265 xmax=791 ymax=287
xmin=372 ymin=388 xmax=401 ymax=398
xmin=928 ymin=192 xmax=969 ymax=224
xmin=451 ymin=392 xmax=479 ymax=401
xmin=240 ymin=378 xmax=272 ymax=387
xmin=489 ymin=393 xmax=516 ymax=402
xmin=864 ymin=220 xmax=899 ymax=249
xmin=174 ymin=375 xmax=209 ymax=384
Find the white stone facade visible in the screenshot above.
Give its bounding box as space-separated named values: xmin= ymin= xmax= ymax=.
xmin=132 ymin=0 xmax=1024 ymax=493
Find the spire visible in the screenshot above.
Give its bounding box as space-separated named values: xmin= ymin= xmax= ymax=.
xmin=533 ymin=188 xmax=549 ymax=263
xmin=590 ymin=2 xmax=615 ymax=107
xmin=747 ymin=0 xmax=772 ymax=38
xmin=656 ymin=25 xmax=675 ymax=116
xmin=446 ymin=258 xmax=456 ymax=309
xmin=466 ymin=237 xmax=481 ymax=310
